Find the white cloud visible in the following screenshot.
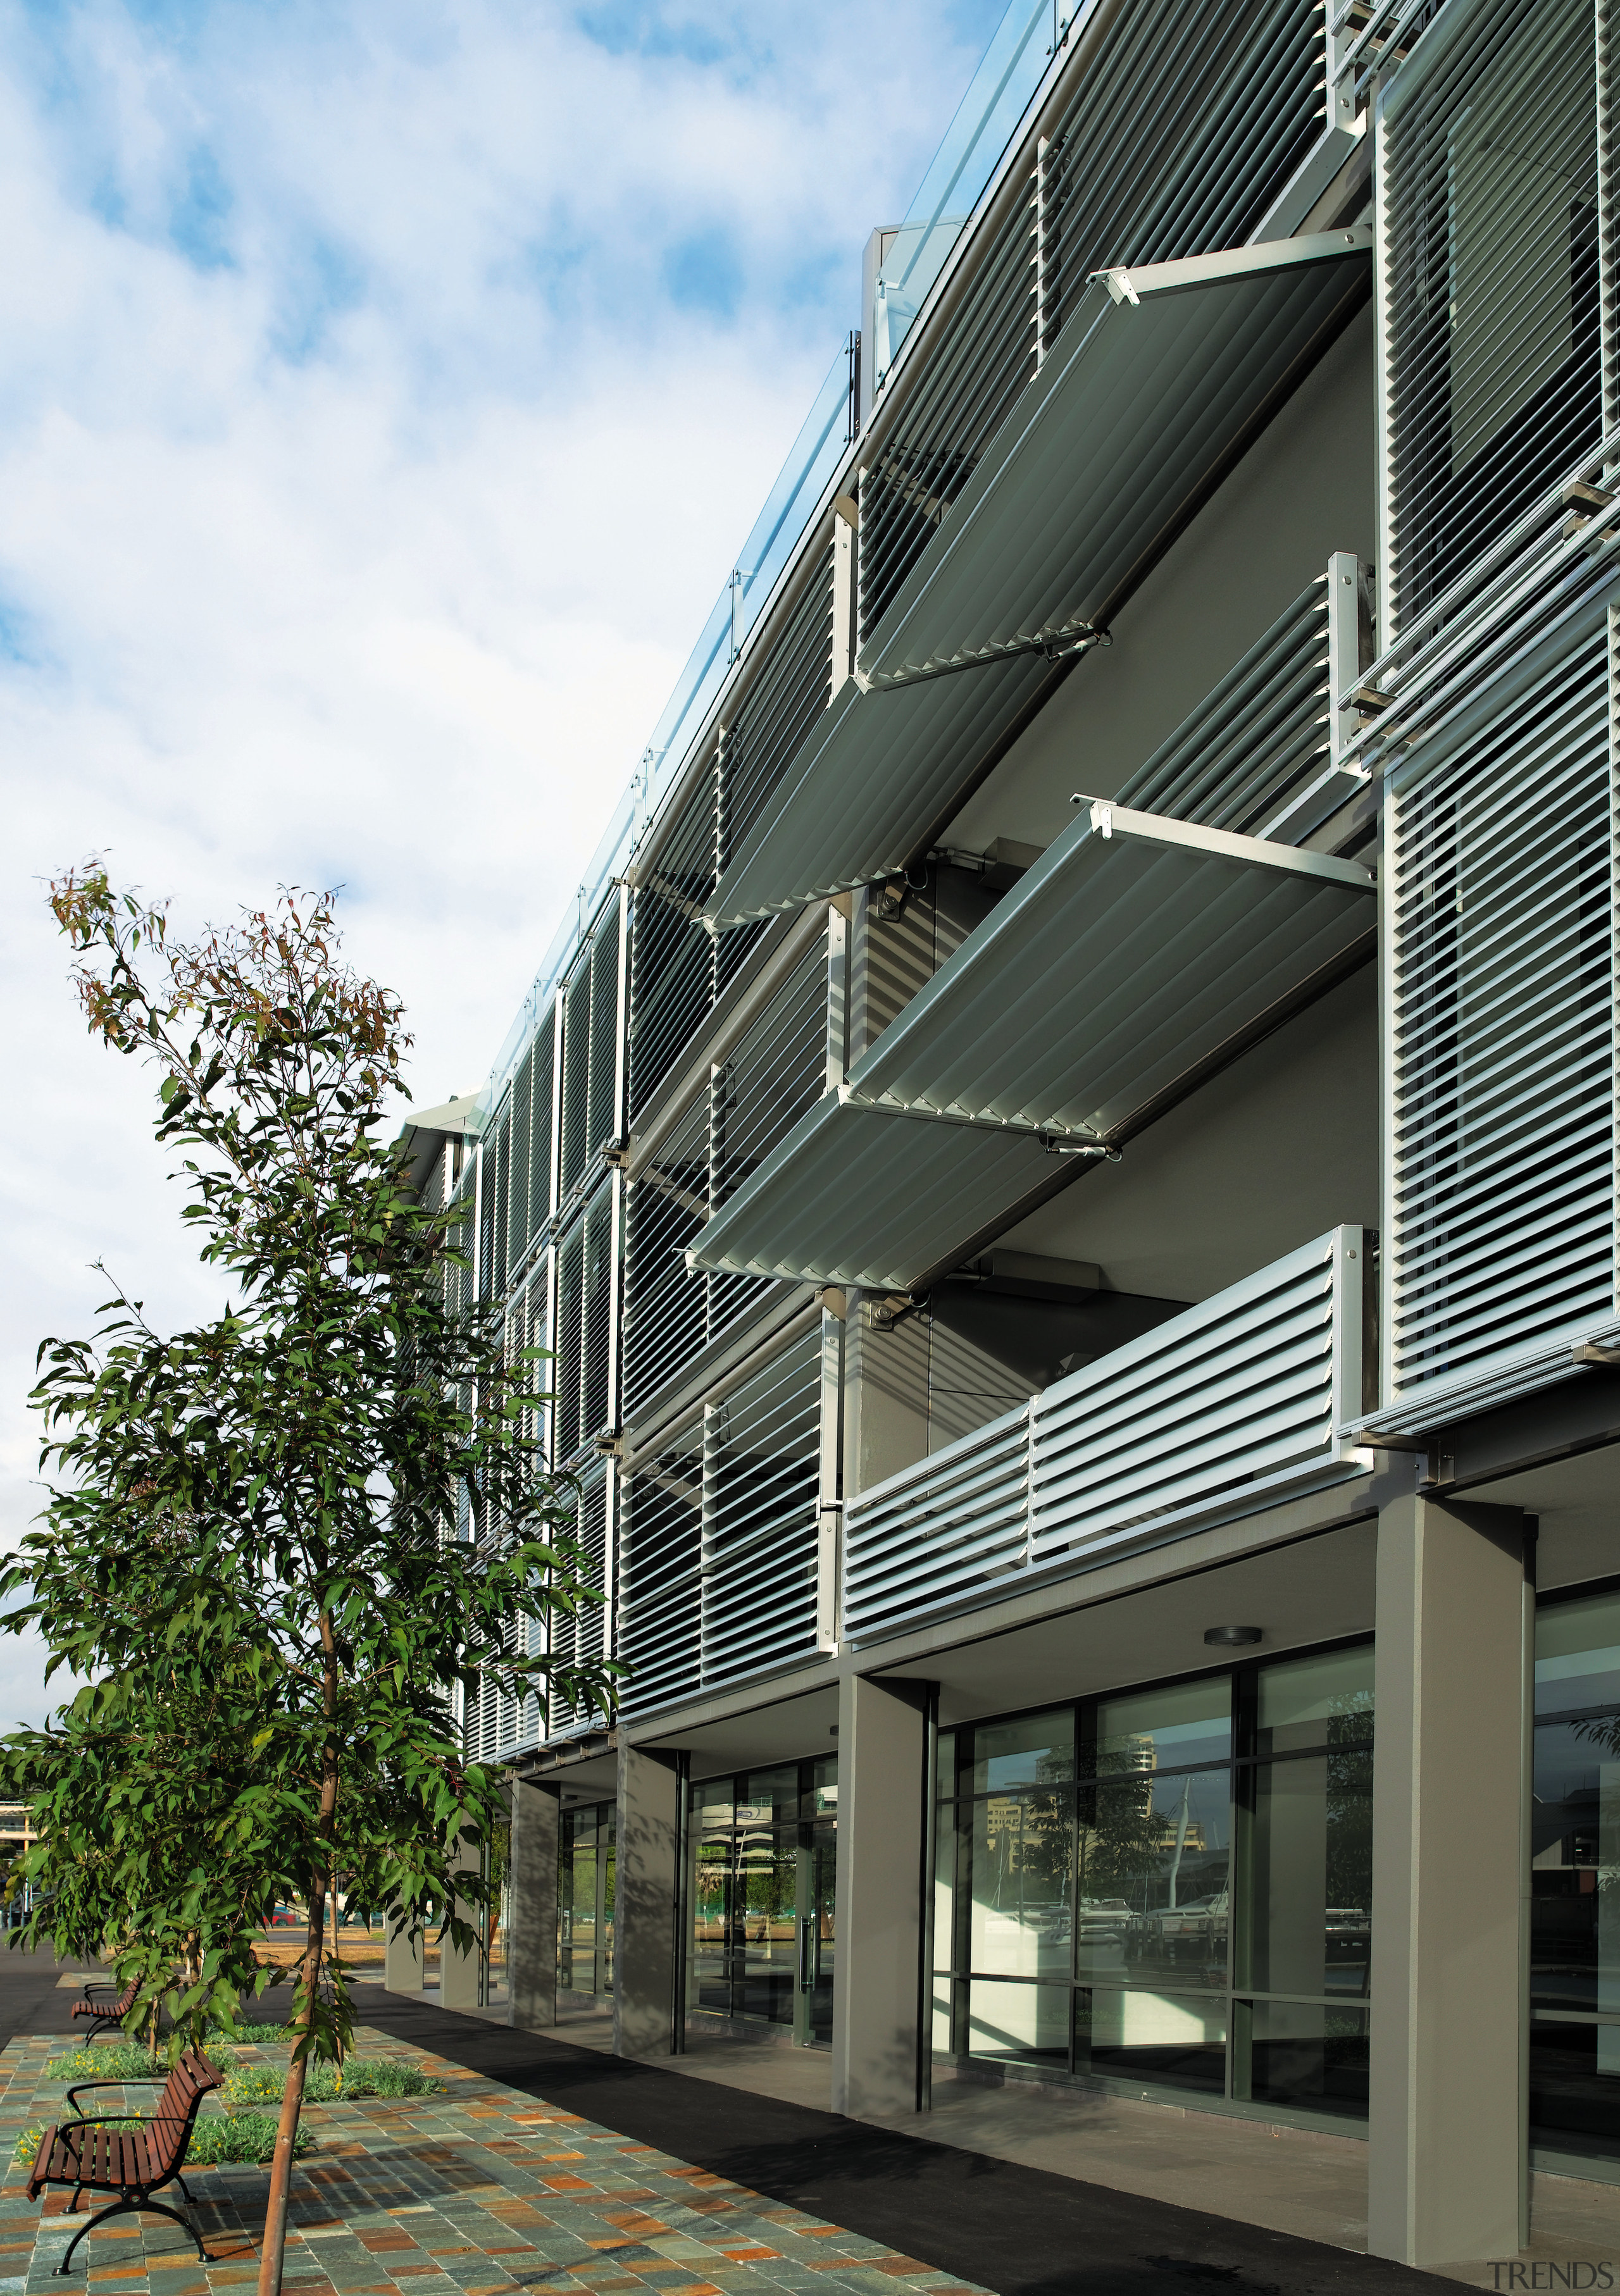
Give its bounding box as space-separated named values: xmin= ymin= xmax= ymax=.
xmin=0 ymin=0 xmax=1010 ymax=1710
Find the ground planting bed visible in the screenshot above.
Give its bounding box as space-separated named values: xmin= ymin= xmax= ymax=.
xmin=0 ymin=2025 xmax=988 ymax=2296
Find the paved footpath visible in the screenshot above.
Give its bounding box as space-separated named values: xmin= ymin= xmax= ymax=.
xmin=0 ymin=2026 xmax=988 ymax=2296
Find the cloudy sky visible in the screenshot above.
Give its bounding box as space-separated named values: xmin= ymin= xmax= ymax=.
xmin=0 ymin=0 xmax=1009 ymax=1725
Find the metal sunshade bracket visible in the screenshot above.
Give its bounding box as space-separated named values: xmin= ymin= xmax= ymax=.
xmin=836 ymin=798 xmax=1376 ymax=1143
xmin=1094 ymin=228 xmax=1373 ymax=310
xmin=688 ymin=803 xmax=1374 ymax=1291
xmin=703 ymin=230 xmax=1373 ymax=931
xmin=860 ymin=226 xmax=1376 ymax=691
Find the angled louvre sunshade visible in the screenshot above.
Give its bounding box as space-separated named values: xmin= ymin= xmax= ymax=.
xmin=847 ymin=804 xmax=1374 ymax=1137
xmin=690 ymin=806 xmax=1374 ymax=1293
xmin=687 ymin=1095 xmax=1059 ymax=1293
xmin=706 ymin=649 xmax=1052 ymax=933
xmin=706 ymin=230 xmax=1372 ymax=929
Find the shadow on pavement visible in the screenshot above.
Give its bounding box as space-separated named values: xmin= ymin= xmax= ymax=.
xmin=349 ymin=1982 xmax=1449 ymax=2296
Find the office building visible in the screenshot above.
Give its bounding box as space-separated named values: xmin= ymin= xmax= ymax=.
xmin=396 ymin=0 xmax=1620 ymax=2261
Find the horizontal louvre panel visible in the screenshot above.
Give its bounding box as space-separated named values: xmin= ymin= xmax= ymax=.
xmin=723 ymin=548 xmax=836 ymax=865
xmin=550 ymin=1470 xmax=613 ymax=1735
xmin=842 ymin=1408 xmax=1031 ymax=1640
xmin=843 ymin=1232 xmax=1359 ymax=1641
xmin=1030 ymin=1238 xmax=1343 ymax=1552
xmin=506 ymin=1045 xmax=533 ymax=1280
xmin=588 ymin=905 xmax=622 ymax=1161
xmin=621 ymin=1326 xmax=828 ymax=1714
xmin=1388 ymin=629 xmax=1615 ymax=1399
xmin=1044 ymin=0 xmax=1324 ymax=349
xmin=1115 ymin=578 xmax=1331 ymax=835
xmin=624 ymin=1095 xmax=712 ymax=1415
xmin=630 ymin=766 xmax=719 ymax=1120
xmin=627 ymin=549 xmax=833 ymax=1119
xmin=702 ymin=1327 xmax=823 ymax=1684
xmin=623 ymin=938 xmax=828 ymax=1421
xmin=531 ymin=1021 xmax=556 ymax=1240
xmin=619 ymin=1422 xmax=704 ymax=1710
xmin=582 ymin=1179 xmax=617 ymax=1444
xmin=560 ymin=959 xmax=592 ymax=1198
xmin=861 ymin=194 xmax=1038 ymax=647
xmin=552 ymin=1214 xmax=585 ymax=1467
xmin=711 ymin=941 xmax=830 ymax=1332
xmin=1384 ymin=0 xmax=1600 ymax=633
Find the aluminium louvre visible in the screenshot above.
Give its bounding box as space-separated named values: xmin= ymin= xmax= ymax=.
xmin=690 ymin=807 xmax=1374 ymax=1293
xmin=687 ymin=1098 xmax=1059 ymax=1293
xmin=706 ymin=230 xmax=1372 ymax=928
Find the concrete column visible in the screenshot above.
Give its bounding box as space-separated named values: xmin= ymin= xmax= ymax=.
xmin=439 ymin=1835 xmax=483 ymax=2013
xmin=509 ymin=1779 xmax=559 ymax=2030
xmin=613 ymin=1741 xmax=680 ymax=2059
xmin=383 ymin=1914 xmax=423 ymax=1995
xmin=830 ymin=1672 xmax=928 ymax=2119
xmin=1368 ymin=1490 xmax=1531 ymax=2269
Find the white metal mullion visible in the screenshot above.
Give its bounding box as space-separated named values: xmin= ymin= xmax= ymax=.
xmin=1374 ymin=80 xmax=1398 ymax=644
xmin=1610 ymin=599 xmax=1620 ymax=1315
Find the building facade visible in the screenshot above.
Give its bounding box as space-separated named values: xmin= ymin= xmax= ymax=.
xmin=395 ymin=0 xmax=1620 ymax=2264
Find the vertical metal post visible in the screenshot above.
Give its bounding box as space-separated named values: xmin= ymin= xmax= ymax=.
xmin=670 ymin=1748 xmax=692 ymax=2054
xmin=1328 ymin=551 xmax=1369 ymax=761
xmin=613 ymin=881 xmax=631 ymax=1148
xmin=850 ymin=468 xmax=866 ymax=671
xmin=1609 ymin=602 xmax=1620 ymax=1319
xmin=830 ymin=509 xmax=857 ymax=698
xmin=1373 ymin=84 xmax=1399 ymax=641
xmin=816 ymin=1306 xmax=844 ymax=1653
xmin=825 ymin=905 xmax=849 ymax=1090
xmin=917 ymin=1682 xmax=940 ymax=2112
xmin=1379 ymin=771 xmax=1400 ymax=1408
xmin=605 ymin=1163 xmax=625 ymax=1445
xmin=549 ymin=990 xmax=566 ymax=1222
xmin=1034 ymin=137 xmax=1049 ymax=367
xmin=470 ymin=1138 xmax=483 ymax=1305
xmin=699 ymin=1399 xmax=718 ymax=1689
xmin=1598 ymin=0 xmax=1617 ymax=444
xmin=602 ymin=1455 xmax=620 ymax=1665
xmin=1328 ymin=1224 xmax=1367 ymax=1443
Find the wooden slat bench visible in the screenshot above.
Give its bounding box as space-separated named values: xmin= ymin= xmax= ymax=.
xmin=28 ymin=2046 xmax=222 ymax=2274
xmin=68 ymin=1977 xmax=140 ymax=2038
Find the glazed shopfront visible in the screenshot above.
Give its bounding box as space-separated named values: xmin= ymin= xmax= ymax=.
xmin=929 ymin=1641 xmax=1374 ymax=2125
xmin=647 ymin=1589 xmax=1620 ymax=2171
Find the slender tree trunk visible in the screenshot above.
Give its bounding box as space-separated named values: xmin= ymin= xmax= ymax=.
xmin=256 ymin=1870 xmax=324 ymax=2296
xmin=258 ymin=1623 xmax=340 ymax=2296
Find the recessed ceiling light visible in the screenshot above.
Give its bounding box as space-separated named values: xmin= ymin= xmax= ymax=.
xmin=1204 ymin=1625 xmax=1262 ymax=1646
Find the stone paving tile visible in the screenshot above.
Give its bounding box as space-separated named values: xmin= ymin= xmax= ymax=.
xmin=0 ymin=2033 xmax=988 ymax=2296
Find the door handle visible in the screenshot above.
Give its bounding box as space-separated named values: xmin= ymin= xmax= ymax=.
xmin=797 ymin=1916 xmax=813 ymax=1991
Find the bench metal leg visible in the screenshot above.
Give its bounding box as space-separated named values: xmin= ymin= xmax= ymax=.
xmin=55 ymin=2195 xmax=206 ymax=2276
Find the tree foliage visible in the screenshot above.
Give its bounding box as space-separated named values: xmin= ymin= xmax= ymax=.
xmin=2 ymin=869 xmax=615 ymax=2294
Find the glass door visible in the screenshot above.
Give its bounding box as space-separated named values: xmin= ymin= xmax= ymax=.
xmin=737 ymin=1828 xmax=799 ymax=2023
xmin=796 ymin=1821 xmax=836 ymax=2044
xmin=685 ymin=1757 xmax=837 ymax=2045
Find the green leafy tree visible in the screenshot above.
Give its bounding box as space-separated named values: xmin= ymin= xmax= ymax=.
xmin=3 ymin=869 xmax=615 ymax=2296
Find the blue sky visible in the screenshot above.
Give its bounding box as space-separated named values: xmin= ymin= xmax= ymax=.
xmin=0 ymin=0 xmax=1011 ymax=1725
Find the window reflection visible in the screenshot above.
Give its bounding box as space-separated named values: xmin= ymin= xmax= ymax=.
xmin=1246 ymin=1749 xmax=1371 ymax=1999
xmin=558 ymin=1803 xmax=616 ymax=1998
xmin=1094 ymin=1678 xmax=1231 ymax=1775
xmin=1077 ymin=1987 xmax=1226 ymax=2094
xmin=1532 ymin=1592 xmax=1620 ymax=2161
xmin=933 ymin=1647 xmax=1374 ymax=2116
xmin=685 ymin=1758 xmax=837 ymax=2046
xmin=1079 ymin=1770 xmax=1230 ymax=1992
xmin=970 ymin=1794 xmax=1073 ymax=1979
xmin=968 ymin=1709 xmax=1075 ymax=1792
